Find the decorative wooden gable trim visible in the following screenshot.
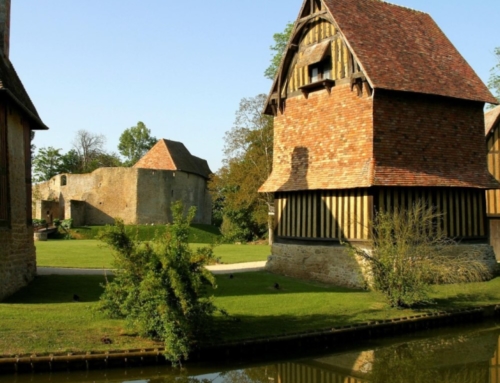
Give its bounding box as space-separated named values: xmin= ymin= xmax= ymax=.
xmin=265 ymin=0 xmax=371 ymax=116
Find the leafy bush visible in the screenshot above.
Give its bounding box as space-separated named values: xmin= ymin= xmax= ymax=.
xmin=347 ymin=201 xmax=490 ymax=308
xmin=96 ymin=201 xmax=220 ymax=364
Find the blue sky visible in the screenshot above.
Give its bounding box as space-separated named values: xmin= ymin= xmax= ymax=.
xmin=10 ymin=0 xmax=500 ymax=172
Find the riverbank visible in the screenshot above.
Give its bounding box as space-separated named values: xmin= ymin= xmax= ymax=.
xmin=2 ymin=270 xmax=500 ymax=373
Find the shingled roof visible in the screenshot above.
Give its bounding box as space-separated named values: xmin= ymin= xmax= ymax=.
xmin=324 ymin=0 xmax=497 ymax=104
xmin=133 ymin=139 xmax=211 ymax=179
xmin=0 ymin=53 xmax=47 ymax=130
xmin=485 ymin=106 xmax=500 ymax=137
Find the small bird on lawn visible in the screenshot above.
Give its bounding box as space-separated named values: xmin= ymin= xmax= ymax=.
xmin=229 ymin=274 xmax=234 ymax=279
xmin=274 ymin=283 xmax=280 ymax=290
xmin=73 ymin=294 xmax=80 ymax=302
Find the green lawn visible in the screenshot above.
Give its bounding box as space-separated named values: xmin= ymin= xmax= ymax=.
xmin=2 ymin=272 xmax=500 ymax=356
xmin=35 ymin=240 xmax=270 ymax=268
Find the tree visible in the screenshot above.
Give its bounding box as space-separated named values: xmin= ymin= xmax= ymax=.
xmin=209 ymin=94 xmax=273 ymax=241
xmin=32 ymin=146 xmax=65 ymax=182
xmin=72 ymin=129 xmax=106 ymax=173
xmin=59 ymin=149 xmax=81 ymax=174
xmin=118 ymin=121 xmax=157 ymax=166
xmin=488 ymin=46 xmax=500 ymax=105
xmin=97 ymin=202 xmax=219 ymax=364
xmin=347 ymin=201 xmax=490 ymax=308
xmin=264 ymin=22 xmax=294 ymax=80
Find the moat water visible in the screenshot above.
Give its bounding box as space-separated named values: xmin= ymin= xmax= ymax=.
xmin=4 ymin=320 xmax=500 ymax=383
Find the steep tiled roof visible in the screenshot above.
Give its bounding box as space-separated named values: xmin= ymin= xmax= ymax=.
xmin=133 ymin=139 xmax=211 ymax=179
xmin=485 ymin=106 xmax=500 ymax=137
xmin=321 ymin=0 xmax=497 ymax=104
xmin=0 ymin=53 xmax=47 ymax=130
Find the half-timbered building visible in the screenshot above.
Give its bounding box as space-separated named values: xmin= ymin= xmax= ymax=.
xmin=486 ymin=106 xmax=500 ymax=259
xmin=259 ymin=0 xmax=499 ymax=287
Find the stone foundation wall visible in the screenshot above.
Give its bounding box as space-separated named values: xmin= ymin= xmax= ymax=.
xmin=266 ymin=242 xmax=498 ymax=289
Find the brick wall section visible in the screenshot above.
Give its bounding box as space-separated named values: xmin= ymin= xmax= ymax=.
xmin=373 ymin=91 xmax=497 ymax=188
xmin=0 ymin=107 xmax=36 ymax=301
xmin=260 ymin=84 xmax=374 ymax=192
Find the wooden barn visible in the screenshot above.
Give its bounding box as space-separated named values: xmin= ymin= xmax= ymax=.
xmin=486 ymin=106 xmax=500 ymax=258
xmin=259 ymin=0 xmax=499 ymax=287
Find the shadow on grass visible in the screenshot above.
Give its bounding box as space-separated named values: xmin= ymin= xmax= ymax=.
xmin=432 ymin=291 xmax=500 ymax=309
xmin=213 ymin=272 xmax=368 ymax=298
xmin=3 ymin=275 xmax=107 ymax=304
xmin=211 ymin=310 xmax=388 ymax=343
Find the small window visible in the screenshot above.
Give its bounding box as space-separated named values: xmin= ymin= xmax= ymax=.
xmin=61 ymin=175 xmax=67 ymax=186
xmin=309 ymin=58 xmax=332 ymax=83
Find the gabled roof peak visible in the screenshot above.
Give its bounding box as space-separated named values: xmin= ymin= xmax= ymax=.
xmin=133 ymin=139 xmax=211 ymax=179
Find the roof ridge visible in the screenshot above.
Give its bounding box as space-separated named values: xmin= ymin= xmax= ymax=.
xmin=375 ymin=0 xmax=426 ymax=14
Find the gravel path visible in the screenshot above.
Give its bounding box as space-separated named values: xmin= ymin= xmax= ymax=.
xmin=37 ymin=261 xmax=267 ymax=276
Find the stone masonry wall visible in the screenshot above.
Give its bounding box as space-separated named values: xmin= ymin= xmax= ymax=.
xmin=35 ymin=168 xmax=212 ymax=225
xmin=136 ymin=169 xmax=211 ymax=224
xmin=267 ymin=242 xmax=498 ymax=289
xmin=36 ymin=168 xmax=139 ymax=225
xmin=0 ymin=107 xmax=36 ymax=301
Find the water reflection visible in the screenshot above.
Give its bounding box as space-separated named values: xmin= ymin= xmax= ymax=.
xmin=6 ymin=322 xmax=500 ymax=383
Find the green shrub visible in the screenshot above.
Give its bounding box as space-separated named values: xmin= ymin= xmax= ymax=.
xmin=347 ymin=201 xmax=490 ymax=308
xmin=97 ymin=202 xmax=220 ymax=364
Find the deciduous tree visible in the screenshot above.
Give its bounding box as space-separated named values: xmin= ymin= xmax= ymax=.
xmin=32 ymin=146 xmax=65 ymax=182
xmin=209 ymin=94 xmax=273 ymax=241
xmin=264 ymin=22 xmax=294 ymax=80
xmin=488 ymin=46 xmax=500 ymax=105
xmin=72 ymin=129 xmax=106 ymax=172
xmin=118 ymin=121 xmax=157 ymax=166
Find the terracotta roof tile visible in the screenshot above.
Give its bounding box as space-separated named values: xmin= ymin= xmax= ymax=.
xmin=323 ymin=0 xmax=497 ymax=104
xmin=133 ymin=139 xmax=211 ymax=179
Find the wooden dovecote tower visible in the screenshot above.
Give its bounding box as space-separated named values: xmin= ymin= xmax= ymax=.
xmin=259 ymin=0 xmax=499 ymax=287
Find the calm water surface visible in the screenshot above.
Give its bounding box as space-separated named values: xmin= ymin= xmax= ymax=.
xmin=4 ymin=321 xmax=500 ymax=383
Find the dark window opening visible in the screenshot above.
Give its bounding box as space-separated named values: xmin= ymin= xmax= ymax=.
xmin=309 ymin=58 xmax=331 ymax=83
xmin=61 ymin=175 xmax=67 ymax=186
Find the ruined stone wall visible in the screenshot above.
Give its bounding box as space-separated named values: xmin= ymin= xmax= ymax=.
xmin=0 ymin=107 xmax=36 ymax=300
xmin=36 ymin=168 xmax=139 ymax=225
xmin=34 ymin=168 xmax=212 ymax=225
xmin=136 ymin=169 xmax=211 ymax=224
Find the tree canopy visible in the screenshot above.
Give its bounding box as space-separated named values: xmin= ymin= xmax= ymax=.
xmin=488 ymin=46 xmax=500 ymax=105
xmin=118 ymin=121 xmax=157 ymax=166
xmin=264 ymin=22 xmax=294 ymax=80
xmin=32 ymin=147 xmax=65 ymax=182
xmin=209 ymin=94 xmax=273 ymax=241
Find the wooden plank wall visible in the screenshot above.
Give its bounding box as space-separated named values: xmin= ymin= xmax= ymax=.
xmin=276 ymin=362 xmax=368 ymax=383
xmin=487 ymin=125 xmax=500 ymax=215
xmin=275 ymin=188 xmax=486 ymax=241
xmin=286 ymin=20 xmax=360 ymax=94
xmin=378 ymin=188 xmax=486 ymax=239
xmin=275 ymin=189 xmax=371 ymax=240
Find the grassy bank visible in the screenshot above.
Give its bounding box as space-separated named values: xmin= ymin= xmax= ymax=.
xmin=2 ymin=272 xmax=500 ymax=356
xmin=35 ymin=240 xmax=270 ymax=268
xmin=69 ymin=223 xmax=222 ymax=243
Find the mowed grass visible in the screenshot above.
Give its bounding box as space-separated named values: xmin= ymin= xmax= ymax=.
xmin=3 ymin=272 xmax=500 ymax=356
xmin=35 ymin=240 xmax=270 ymax=268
